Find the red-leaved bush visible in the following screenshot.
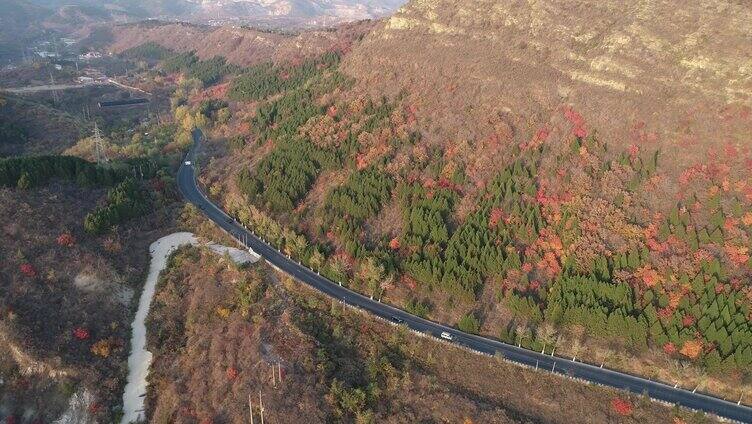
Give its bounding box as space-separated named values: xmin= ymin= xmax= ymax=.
xmin=682 ymin=314 xmax=696 ymax=327
xmin=73 ymin=327 xmax=90 ymax=340
xmin=226 ymin=367 xmax=238 ymax=380
xmin=20 ymin=263 xmax=37 ymax=278
xmin=564 ymin=107 xmax=588 ymax=138
xmin=611 ymin=397 xmax=634 ymax=416
xmin=57 ymin=232 xmax=76 ymax=247
xmin=663 ymin=342 xmax=677 ymax=355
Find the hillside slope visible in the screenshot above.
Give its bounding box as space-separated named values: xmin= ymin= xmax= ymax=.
xmin=102 ymin=20 xmax=377 ymax=67
xmin=179 ymin=0 xmax=752 ymax=405
xmin=0 ymin=94 xmax=84 ymax=157
xmin=343 ymin=0 xmax=752 ymax=173
xmin=145 ymin=245 xmax=689 ymax=423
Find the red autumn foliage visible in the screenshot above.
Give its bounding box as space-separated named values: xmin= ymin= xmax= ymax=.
xmin=657 ymin=307 xmax=674 ymax=320
xmin=355 ymin=153 xmax=368 ymax=170
xmin=400 ymin=274 xmax=417 ymax=290
xmin=535 ymin=188 xmax=548 ymax=205
xmin=635 ymin=266 xmax=661 ymax=287
xmin=682 ymin=314 xmax=696 ymax=327
xmin=680 ymin=339 xmax=703 ymax=359
xmin=663 ymin=342 xmax=677 ymax=355
xmin=521 ymin=126 xmax=550 ymax=150
xmin=534 ymin=127 xmax=550 ymax=144
xmin=6 ymin=416 xmax=18 ymax=424
xmin=564 ymin=107 xmax=588 ymax=138
xmin=646 ymin=237 xmax=668 ymax=253
xmin=725 ymin=244 xmax=750 ymax=267
xmin=724 ymin=142 xmax=739 ymax=158
xmin=521 ymin=263 xmax=533 ymax=273
xmin=226 ymin=367 xmax=238 ymax=380
xmin=488 ymin=207 xmax=504 ymax=228
xmin=57 ymin=232 xmax=76 ymax=247
xmin=73 ymin=327 xmax=90 ymax=340
xmin=628 ymin=144 xmax=640 ymax=161
xmin=536 ymin=251 xmax=562 ymax=278
xmin=20 ymin=263 xmax=37 ymax=278
xmin=573 ymin=125 xmax=588 ymax=138
xmin=610 ymin=397 xmax=634 ymax=416
xmin=389 ymin=237 xmax=401 ymax=250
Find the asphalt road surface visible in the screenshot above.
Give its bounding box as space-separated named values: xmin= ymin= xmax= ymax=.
xmin=178 ymin=129 xmax=752 ymax=423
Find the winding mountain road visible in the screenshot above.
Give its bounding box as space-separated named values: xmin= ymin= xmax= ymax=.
xmin=177 ymin=130 xmax=752 ymax=423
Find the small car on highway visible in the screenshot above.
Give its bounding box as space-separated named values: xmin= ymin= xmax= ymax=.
xmin=440 ymin=331 xmax=454 ymax=341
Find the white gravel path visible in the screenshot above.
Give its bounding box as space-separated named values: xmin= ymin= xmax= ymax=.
xmin=120 ymin=232 xmax=259 ymax=423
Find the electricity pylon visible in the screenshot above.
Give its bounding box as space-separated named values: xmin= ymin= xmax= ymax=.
xmin=92 ymin=123 xmax=109 ymax=164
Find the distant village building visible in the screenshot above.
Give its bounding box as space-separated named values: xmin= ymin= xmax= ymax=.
xmin=35 ymin=51 xmax=59 ymax=58
xmin=79 ymin=52 xmax=102 ymax=61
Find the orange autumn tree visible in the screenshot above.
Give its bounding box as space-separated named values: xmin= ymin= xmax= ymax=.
xmin=679 ymin=339 xmax=703 ymax=359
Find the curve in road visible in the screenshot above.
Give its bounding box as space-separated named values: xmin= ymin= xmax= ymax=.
xmin=178 ymin=130 xmax=752 ymax=424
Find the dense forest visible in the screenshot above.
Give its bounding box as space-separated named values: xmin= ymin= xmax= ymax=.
xmin=0 ymin=155 xmax=121 ymax=188
xmin=121 ymin=42 xmax=174 ymax=61
xmin=217 ymin=50 xmax=752 ymax=381
xmin=228 ymin=52 xmax=340 ymax=101
xmin=162 ymin=51 xmax=239 ymax=86
xmin=84 ymin=178 xmax=153 ymax=234
xmin=0 ymin=121 xmax=27 ymax=148
xmin=0 ymin=155 xmax=165 ymax=232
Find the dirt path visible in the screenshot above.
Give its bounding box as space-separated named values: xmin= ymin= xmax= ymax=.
xmin=120 ymin=232 xmax=259 ymax=424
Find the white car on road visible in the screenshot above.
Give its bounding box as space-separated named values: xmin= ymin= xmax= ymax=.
xmin=440 ymin=331 xmax=454 ymax=341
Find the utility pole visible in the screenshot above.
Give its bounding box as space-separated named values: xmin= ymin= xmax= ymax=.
xmin=248 ymin=393 xmax=254 ymax=424
xmin=259 ymin=390 xmax=265 ymax=424
xmin=277 ymin=363 xmax=282 ymax=383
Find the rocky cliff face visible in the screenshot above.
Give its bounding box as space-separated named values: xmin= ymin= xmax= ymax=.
xmin=343 ymin=0 xmax=752 ymax=170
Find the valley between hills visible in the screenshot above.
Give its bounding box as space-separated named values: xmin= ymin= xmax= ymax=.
xmin=1 ymin=0 xmax=751 ymax=422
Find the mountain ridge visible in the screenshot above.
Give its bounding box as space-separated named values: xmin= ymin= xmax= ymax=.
xmin=342 ymin=0 xmax=752 ymax=174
